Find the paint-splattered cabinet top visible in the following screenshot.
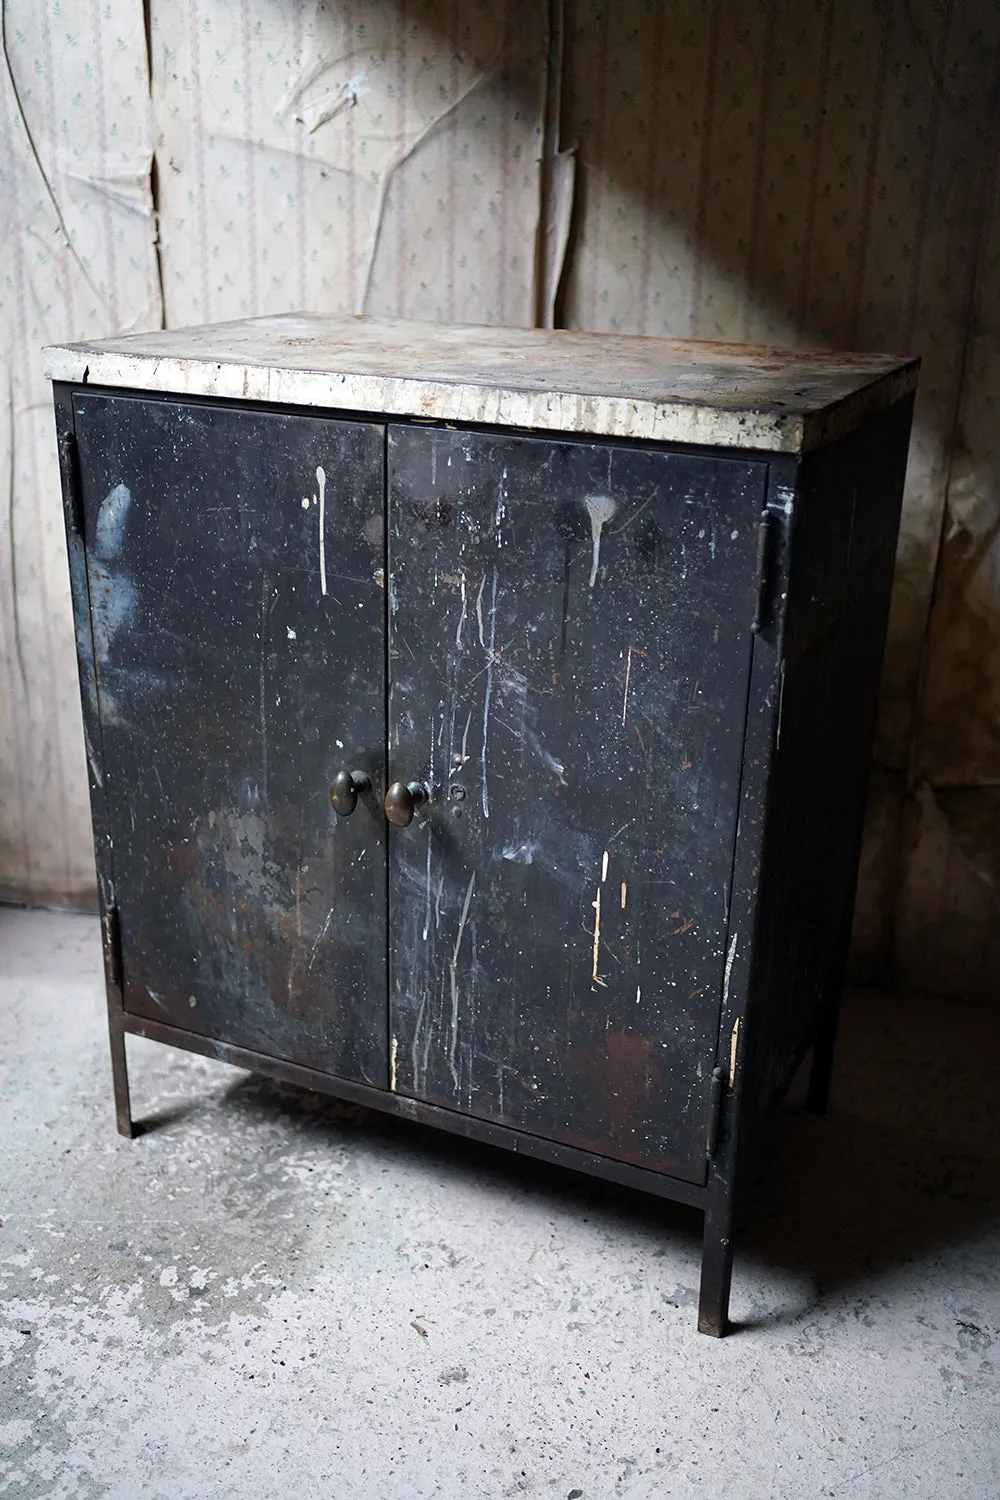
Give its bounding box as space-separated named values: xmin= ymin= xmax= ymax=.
xmin=44 ymin=314 xmax=918 ymax=455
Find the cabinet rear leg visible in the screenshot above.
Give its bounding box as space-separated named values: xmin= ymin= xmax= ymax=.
xmin=697 ymin=1189 xmax=735 ymax=1337
xmin=805 ymin=997 xmax=841 ymax=1116
xmin=109 ymin=1021 xmax=135 ymax=1138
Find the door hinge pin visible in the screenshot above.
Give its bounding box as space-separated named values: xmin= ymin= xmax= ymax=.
xmin=58 ymin=427 xmax=85 ymax=537
xmin=103 ymin=905 xmax=123 ymax=992
xmin=706 ymin=1065 xmax=727 ymax=1159
xmin=750 ymin=508 xmax=770 ymax=634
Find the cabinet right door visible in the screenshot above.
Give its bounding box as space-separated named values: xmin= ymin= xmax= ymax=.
xmin=387 ymin=425 xmax=767 ymax=1183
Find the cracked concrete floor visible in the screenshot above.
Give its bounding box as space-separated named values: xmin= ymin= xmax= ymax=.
xmin=1 ymin=907 xmax=999 ymax=1499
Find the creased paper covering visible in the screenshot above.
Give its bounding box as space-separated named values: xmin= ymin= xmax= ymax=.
xmin=0 ymin=0 xmax=544 ymax=906
xmin=150 ymin=0 xmax=544 ymax=325
xmin=2 ymin=0 xmax=1000 ymax=1001
xmin=560 ymin=0 xmax=1000 ymax=990
xmin=0 ymin=1 xmax=160 ymax=905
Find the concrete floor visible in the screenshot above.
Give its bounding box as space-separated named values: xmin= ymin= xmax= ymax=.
xmin=1 ymin=909 xmax=998 ymax=1499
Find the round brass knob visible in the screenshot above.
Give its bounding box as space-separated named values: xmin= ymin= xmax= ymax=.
xmin=329 ymin=769 xmax=370 ymax=816
xmin=384 ymin=780 xmax=428 ymax=827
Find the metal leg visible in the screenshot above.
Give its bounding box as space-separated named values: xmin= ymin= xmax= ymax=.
xmin=805 ymin=998 xmax=841 ymax=1116
xmin=109 ymin=1021 xmax=135 ymax=1138
xmin=697 ymin=1189 xmax=735 ymax=1337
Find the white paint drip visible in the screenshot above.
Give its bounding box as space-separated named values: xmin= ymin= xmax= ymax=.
xmin=259 ymin=571 xmax=269 ymax=792
xmin=481 ymin=570 xmax=498 ymax=819
xmin=621 ymin=881 xmax=627 ymax=909
xmin=422 ymin=826 xmax=433 ymax=942
xmin=390 ymin=1035 xmax=398 ymax=1092
xmin=316 ymin=465 xmax=327 ymax=595
xmin=722 ymin=932 xmax=738 ymax=1006
xmin=448 ymin=872 xmax=477 ymax=1089
xmin=455 ymin=572 xmax=467 ymax=648
xmin=601 ymin=850 xmax=609 ymax=882
xmin=583 ymin=493 xmax=618 ymax=588
xmin=636 ymin=985 xmax=642 ymax=1006
xmin=475 ymin=572 xmax=487 ymax=647
xmin=591 ymin=885 xmax=607 ymax=987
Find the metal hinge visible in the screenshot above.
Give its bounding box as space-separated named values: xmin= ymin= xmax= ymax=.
xmin=750 ymin=508 xmax=771 ymax=634
xmin=58 ymin=427 xmax=86 ymax=537
xmin=706 ymin=1065 xmax=727 ymax=1159
xmin=102 ymin=905 xmax=123 ymax=992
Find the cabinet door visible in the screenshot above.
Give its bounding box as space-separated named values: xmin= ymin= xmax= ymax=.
xmin=75 ymin=393 xmax=387 ymax=1086
xmin=387 ymin=425 xmax=766 ymax=1181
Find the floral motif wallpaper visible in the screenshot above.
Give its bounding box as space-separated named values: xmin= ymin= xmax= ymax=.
xmin=151 ymin=0 xmax=544 ymax=327
xmin=559 ymin=0 xmax=1000 ymax=998
xmin=1 ymin=0 xmax=998 ymax=997
xmin=0 ymin=0 xmax=160 ymax=904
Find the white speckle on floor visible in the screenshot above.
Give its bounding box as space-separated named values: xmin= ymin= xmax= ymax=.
xmin=1 ymin=908 xmax=998 ymax=1499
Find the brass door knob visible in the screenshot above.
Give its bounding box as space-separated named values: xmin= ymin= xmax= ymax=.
xmin=384 ymin=781 xmax=428 ymax=827
xmin=329 ymin=769 xmax=370 ymax=816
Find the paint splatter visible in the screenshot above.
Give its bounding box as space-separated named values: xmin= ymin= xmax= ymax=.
xmin=583 ymin=493 xmax=618 ymax=588
xmin=316 ymin=465 xmax=327 ymax=595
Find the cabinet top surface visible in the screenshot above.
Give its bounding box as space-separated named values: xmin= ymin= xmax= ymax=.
xmin=44 ymin=313 xmax=918 ymax=454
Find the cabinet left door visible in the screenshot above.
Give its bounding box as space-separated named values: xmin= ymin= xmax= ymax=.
xmin=73 ymin=393 xmax=388 ymax=1086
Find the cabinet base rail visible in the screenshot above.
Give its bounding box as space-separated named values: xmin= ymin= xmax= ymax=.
xmin=110 ymin=1011 xmax=741 ymax=1334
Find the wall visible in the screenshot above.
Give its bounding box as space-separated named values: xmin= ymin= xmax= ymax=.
xmin=558 ymin=0 xmax=1000 ymax=998
xmin=1 ymin=0 xmax=998 ymax=998
xmin=1 ymin=0 xmax=161 ymax=906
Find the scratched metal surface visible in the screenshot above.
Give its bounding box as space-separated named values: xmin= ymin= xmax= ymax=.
xmin=73 ymin=393 xmax=388 ymax=1085
xmin=386 ymin=425 xmax=767 ymax=1182
xmin=43 ymin=314 xmax=920 ymax=454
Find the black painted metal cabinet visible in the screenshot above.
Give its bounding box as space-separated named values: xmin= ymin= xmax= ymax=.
xmin=48 ymin=316 xmax=918 ymax=1335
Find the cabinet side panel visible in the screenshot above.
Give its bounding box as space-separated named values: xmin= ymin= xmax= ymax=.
xmin=742 ymin=397 xmax=915 ymax=1126
xmin=72 ymin=393 xmax=389 ymax=1087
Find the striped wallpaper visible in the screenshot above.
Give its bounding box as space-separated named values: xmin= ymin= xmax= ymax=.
xmin=558 ymin=0 xmax=1000 ymax=996
xmin=0 ymin=0 xmax=160 ymax=906
xmin=2 ymin=0 xmax=998 ymax=996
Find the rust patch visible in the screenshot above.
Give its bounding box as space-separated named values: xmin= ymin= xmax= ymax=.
xmin=604 ymin=1034 xmax=658 ymax=1136
xmin=168 ymin=841 xmax=200 ymax=879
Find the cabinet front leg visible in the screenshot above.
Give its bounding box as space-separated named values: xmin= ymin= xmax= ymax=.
xmin=109 ymin=1021 xmax=135 ymax=1138
xmin=805 ymin=996 xmax=841 ymax=1116
xmin=697 ymin=1186 xmax=735 ymax=1337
